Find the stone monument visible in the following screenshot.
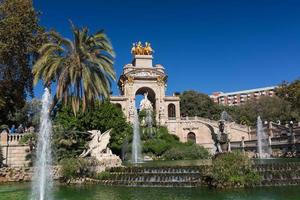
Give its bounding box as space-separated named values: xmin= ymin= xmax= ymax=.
xmin=80 ymin=129 xmax=121 ymax=171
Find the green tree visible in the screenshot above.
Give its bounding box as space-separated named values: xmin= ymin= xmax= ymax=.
xmin=53 ymin=101 xmax=132 ymax=159
xmin=230 ymin=96 xmax=295 ymax=126
xmin=0 ymin=0 xmax=45 ymax=124
xmin=275 ymin=79 xmax=300 ymax=120
xmin=180 ymin=90 xmax=219 ymax=119
xmin=32 ymin=23 xmax=116 ymax=114
xmin=7 ymin=99 xmax=41 ymax=127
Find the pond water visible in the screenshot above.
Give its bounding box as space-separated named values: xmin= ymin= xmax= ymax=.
xmin=1 ymin=183 xmax=300 ymax=200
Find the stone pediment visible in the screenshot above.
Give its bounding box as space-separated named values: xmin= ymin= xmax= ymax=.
xmin=124 ymin=68 xmax=166 ymax=80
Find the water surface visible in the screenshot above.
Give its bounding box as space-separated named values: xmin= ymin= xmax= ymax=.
xmin=1 ymin=183 xmax=300 ymax=200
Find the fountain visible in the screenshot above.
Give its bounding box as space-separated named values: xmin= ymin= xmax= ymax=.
xmin=31 ymin=88 xmax=53 ymax=200
xmin=132 ymin=108 xmax=142 ymax=163
xmin=257 ymin=116 xmax=272 ymax=158
xmin=145 ymin=109 xmax=154 ymax=138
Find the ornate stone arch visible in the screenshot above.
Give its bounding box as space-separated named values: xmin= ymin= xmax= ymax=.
xmin=135 ymin=87 xmax=156 ymax=110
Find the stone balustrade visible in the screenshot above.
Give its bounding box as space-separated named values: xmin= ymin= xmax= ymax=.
xmin=0 ymin=131 xmax=32 ymax=167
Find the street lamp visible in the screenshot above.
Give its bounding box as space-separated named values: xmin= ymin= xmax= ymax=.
xmin=289 ymin=121 xmax=296 ymax=155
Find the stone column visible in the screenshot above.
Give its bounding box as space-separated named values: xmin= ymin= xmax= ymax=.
xmin=1 ymin=130 xmax=8 ymax=146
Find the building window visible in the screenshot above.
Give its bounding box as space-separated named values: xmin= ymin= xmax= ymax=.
xmin=168 ymin=103 xmax=176 ymax=119
xmin=187 ymin=132 xmax=196 ymax=143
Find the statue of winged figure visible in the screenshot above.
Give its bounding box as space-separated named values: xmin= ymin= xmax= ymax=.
xmin=79 ymin=129 xmax=112 ymax=159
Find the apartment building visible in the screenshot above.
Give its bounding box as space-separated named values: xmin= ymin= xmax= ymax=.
xmin=210 ymin=86 xmax=276 ymax=106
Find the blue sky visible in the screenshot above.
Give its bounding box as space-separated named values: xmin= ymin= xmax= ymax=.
xmin=33 ymin=0 xmax=300 ymax=97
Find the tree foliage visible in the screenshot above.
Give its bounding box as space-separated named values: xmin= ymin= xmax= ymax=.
xmin=32 ymin=23 xmax=116 ymax=115
xmin=53 ymin=101 xmax=132 ymax=160
xmin=229 ymin=96 xmax=295 ymax=126
xmin=0 ymin=0 xmax=45 ymax=125
xmin=180 ymin=88 xmax=298 ymax=126
xmin=275 ymin=79 xmax=300 ymax=120
xmin=7 ymin=99 xmax=41 ymax=127
xmin=180 ymin=90 xmax=219 ymax=119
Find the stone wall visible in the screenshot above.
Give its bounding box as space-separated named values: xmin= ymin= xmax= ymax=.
xmin=0 ymin=166 xmax=60 ymax=182
xmin=1 ymin=131 xmax=31 ymax=167
xmin=0 ymin=167 xmax=33 ymax=182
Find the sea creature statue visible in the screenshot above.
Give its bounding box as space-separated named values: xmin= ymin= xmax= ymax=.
xmin=79 ymin=129 xmax=113 ymax=160
xmin=139 ymin=92 xmax=153 ymax=111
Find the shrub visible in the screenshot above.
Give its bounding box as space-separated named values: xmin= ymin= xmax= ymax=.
xmin=96 ymin=171 xmax=111 ymax=180
xmin=141 ymin=126 xmax=181 ymax=157
xmin=162 ymin=143 xmax=210 ymax=160
xmin=60 ymin=158 xmax=96 ymax=183
xmin=211 ymin=152 xmax=261 ymax=188
xmin=143 ymin=139 xmax=171 ymax=156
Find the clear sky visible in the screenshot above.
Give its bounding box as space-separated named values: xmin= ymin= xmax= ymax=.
xmin=33 ymin=0 xmax=300 ymax=97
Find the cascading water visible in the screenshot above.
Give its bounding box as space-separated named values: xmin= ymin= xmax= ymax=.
xmin=132 ymin=108 xmax=142 ymax=163
xmin=31 ymin=88 xmax=53 ymax=200
xmin=145 ymin=109 xmax=154 ymax=138
xmin=257 ymin=116 xmax=271 ymax=158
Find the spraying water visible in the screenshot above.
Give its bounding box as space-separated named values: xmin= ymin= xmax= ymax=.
xmin=31 ymin=88 xmax=53 ymax=200
xmin=131 ymin=108 xmax=142 ymax=163
xmin=145 ymin=109 xmax=154 ymax=138
xmin=257 ymin=116 xmax=271 ymax=158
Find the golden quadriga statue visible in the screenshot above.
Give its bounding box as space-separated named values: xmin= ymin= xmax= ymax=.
xmin=131 ymin=41 xmax=154 ymax=55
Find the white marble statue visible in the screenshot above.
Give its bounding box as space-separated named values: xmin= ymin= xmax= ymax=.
xmin=79 ymin=129 xmax=113 ymax=160
xmin=139 ymin=92 xmax=153 ymax=111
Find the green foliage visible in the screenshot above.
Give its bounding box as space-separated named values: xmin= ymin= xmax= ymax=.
xmin=95 ymin=171 xmax=111 ymax=180
xmin=276 ymin=79 xmax=300 ymax=121
xmin=32 ymin=22 xmax=116 ymax=115
xmin=180 ymin=90 xmax=219 ymax=119
xmin=60 ymin=158 xmax=96 ymax=183
xmin=19 ymin=132 xmax=36 ymax=144
xmin=228 ymin=96 xmax=296 ymax=126
xmin=162 ymin=143 xmax=210 ymax=160
xmin=0 ymin=0 xmax=45 ymax=125
xmin=143 ymin=139 xmax=171 ymax=156
xmin=53 ymin=101 xmax=132 ymax=160
xmin=139 ymin=126 xmax=210 ymax=160
xmin=142 ymin=126 xmax=179 ymax=156
xmin=211 ymin=152 xmax=261 ymax=188
xmin=7 ymin=99 xmax=41 ymax=127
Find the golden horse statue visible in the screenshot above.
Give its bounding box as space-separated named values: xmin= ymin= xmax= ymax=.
xmin=131 ymin=41 xmax=154 ymax=55
xmin=143 ymin=42 xmax=153 ymax=55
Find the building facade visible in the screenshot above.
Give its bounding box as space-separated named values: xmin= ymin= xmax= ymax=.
xmin=110 ymin=43 xmax=250 ymax=153
xmin=210 ymin=86 xmax=276 ymax=106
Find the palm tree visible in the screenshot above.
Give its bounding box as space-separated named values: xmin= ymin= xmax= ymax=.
xmin=32 ymin=23 xmax=116 ymax=114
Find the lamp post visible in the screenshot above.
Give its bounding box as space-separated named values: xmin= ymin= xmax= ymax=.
xmin=289 ymin=121 xmax=296 ymax=156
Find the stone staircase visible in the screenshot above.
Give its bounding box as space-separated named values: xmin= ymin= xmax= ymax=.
xmin=254 ymin=162 xmax=300 ymax=186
